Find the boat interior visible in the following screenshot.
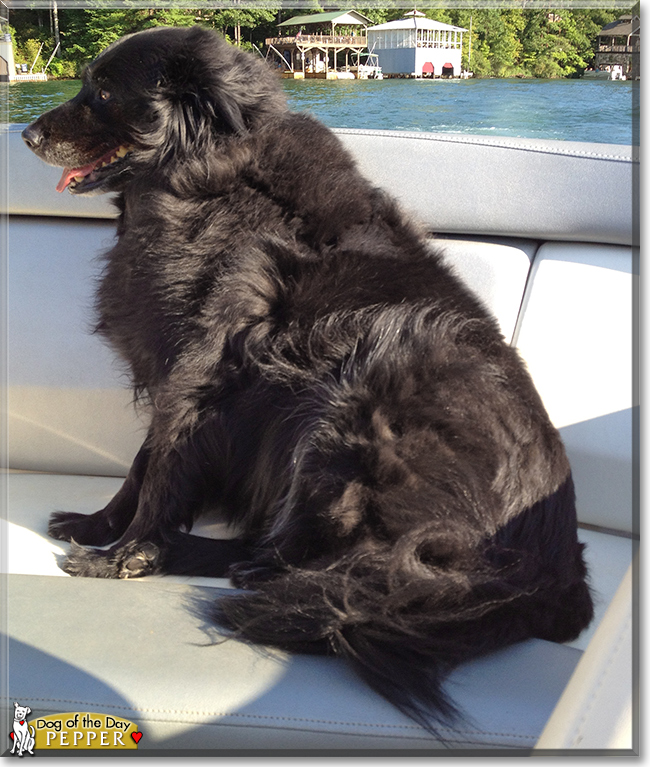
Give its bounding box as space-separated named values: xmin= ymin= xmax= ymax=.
xmin=2 ymin=124 xmax=637 ymax=753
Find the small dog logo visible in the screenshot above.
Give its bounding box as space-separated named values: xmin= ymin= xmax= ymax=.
xmin=10 ymin=702 xmax=35 ymax=756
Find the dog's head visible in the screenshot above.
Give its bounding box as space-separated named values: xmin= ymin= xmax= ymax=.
xmin=13 ymin=702 xmax=31 ymax=722
xmin=22 ymin=26 xmax=286 ymax=195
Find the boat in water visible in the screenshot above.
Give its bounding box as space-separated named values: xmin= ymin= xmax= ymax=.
xmin=356 ymin=52 xmax=383 ymax=80
xmin=582 ymin=64 xmax=626 ymax=80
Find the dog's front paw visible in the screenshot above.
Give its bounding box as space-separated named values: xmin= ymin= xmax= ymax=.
xmin=63 ymin=540 xmax=162 ymax=579
xmin=116 ymin=540 xmax=162 ymax=579
xmin=49 ymin=510 xmax=119 ymax=546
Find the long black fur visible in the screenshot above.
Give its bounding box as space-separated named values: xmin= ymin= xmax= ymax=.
xmin=23 ymin=26 xmax=593 ymax=735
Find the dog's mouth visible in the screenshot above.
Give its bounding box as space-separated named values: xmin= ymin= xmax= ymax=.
xmin=57 ymin=144 xmax=133 ymax=194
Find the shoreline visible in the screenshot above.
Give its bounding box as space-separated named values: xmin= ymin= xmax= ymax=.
xmin=4 ymin=73 xmax=638 ymax=84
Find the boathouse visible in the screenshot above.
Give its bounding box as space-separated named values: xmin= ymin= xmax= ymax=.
xmin=265 ymin=10 xmax=371 ymax=79
xmin=367 ymin=11 xmax=467 ymax=78
xmin=595 ymin=14 xmax=640 ymax=79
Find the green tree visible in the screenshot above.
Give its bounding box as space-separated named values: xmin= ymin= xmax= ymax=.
xmin=479 ymin=10 xmax=521 ymax=76
xmin=520 ymin=8 xmax=622 ymax=78
xmin=16 ymin=38 xmax=46 ymax=72
xmin=58 ymin=6 xmax=199 ymax=68
xmin=521 ymin=10 xmax=565 ymax=78
xmin=328 ymin=2 xmax=397 ymax=26
xmin=448 ymin=9 xmax=520 ymax=77
xmin=202 ymin=7 xmax=279 ymax=49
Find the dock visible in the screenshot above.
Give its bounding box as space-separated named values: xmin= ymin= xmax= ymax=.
xmin=9 ymin=72 xmax=48 ymax=82
xmin=266 ymin=10 xmax=372 ymax=81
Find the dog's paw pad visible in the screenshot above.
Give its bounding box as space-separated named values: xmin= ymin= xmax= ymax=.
xmin=62 ymin=540 xmax=162 ymax=579
xmin=118 ymin=542 xmax=161 ymax=579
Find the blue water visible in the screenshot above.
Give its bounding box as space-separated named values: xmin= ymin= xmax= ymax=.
xmin=3 ymin=76 xmax=638 ymax=145
xmin=284 ymin=78 xmax=638 ymax=145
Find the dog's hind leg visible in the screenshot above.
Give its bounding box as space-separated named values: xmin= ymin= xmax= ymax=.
xmin=48 ymin=443 xmax=150 ymax=546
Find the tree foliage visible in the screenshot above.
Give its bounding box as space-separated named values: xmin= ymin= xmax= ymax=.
xmin=5 ymin=4 xmax=632 ymax=79
xmin=438 ymin=6 xmax=626 ymax=77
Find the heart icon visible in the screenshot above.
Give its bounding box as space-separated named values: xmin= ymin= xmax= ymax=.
xmin=131 ymin=731 xmax=143 ymax=744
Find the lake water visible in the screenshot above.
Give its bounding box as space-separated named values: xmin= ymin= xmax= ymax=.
xmin=3 ymin=76 xmax=638 ymax=145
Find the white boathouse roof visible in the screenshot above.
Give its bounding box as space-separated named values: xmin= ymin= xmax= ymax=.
xmin=368 ymin=17 xmax=467 ymax=33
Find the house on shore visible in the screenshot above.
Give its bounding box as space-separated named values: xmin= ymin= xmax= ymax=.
xmin=0 ymin=30 xmax=14 ymax=82
xmin=595 ymin=15 xmax=640 ymax=79
xmin=265 ymin=10 xmax=372 ymax=79
xmin=0 ymin=32 xmax=47 ymax=82
xmin=367 ymin=11 xmax=467 ymax=79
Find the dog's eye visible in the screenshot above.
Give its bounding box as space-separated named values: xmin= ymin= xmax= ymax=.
xmin=99 ymin=89 xmax=111 ymax=101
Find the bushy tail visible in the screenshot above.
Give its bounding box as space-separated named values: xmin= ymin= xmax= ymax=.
xmin=213 ymin=560 xmax=459 ymax=732
xmin=213 ymin=480 xmax=593 ymax=735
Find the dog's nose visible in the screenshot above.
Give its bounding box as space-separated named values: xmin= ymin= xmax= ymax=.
xmin=22 ymin=124 xmax=44 ymax=150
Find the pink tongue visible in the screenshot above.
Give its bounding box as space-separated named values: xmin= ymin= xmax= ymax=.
xmin=56 ymin=161 xmax=98 ymax=193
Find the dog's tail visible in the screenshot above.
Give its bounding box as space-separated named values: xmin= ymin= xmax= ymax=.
xmin=213 ymin=477 xmax=593 ymax=735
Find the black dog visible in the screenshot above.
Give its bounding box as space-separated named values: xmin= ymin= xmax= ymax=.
xmin=23 ymin=26 xmax=593 ymax=733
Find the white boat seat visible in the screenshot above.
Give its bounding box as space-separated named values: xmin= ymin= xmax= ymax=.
xmin=2 ymin=125 xmax=637 ymax=753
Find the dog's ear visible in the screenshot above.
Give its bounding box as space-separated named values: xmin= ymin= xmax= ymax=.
xmin=162 ymin=54 xmax=247 ymax=137
xmin=158 ymin=28 xmax=283 ymax=141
